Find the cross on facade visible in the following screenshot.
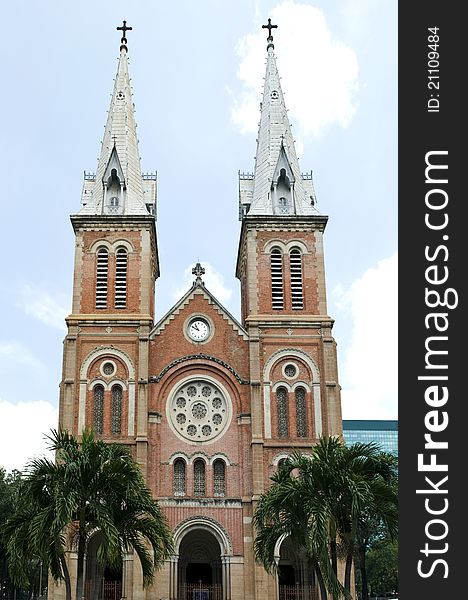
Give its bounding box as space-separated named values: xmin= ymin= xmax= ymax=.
xmin=192 ymin=262 xmax=205 ymax=283
xmin=117 ymin=20 xmax=133 ymax=42
xmin=262 ymin=18 xmax=277 ymax=40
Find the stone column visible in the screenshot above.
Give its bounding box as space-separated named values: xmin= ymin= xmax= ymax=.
xmin=273 ymin=555 xmax=280 ymax=600
xmin=168 ymin=555 xmax=179 ymax=600
xmin=122 ymin=552 xmax=133 ymax=600
xmin=221 ymin=556 xmax=231 ymax=600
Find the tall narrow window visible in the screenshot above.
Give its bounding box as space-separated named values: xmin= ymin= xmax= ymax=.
xmin=271 ymin=248 xmax=284 ymax=309
xmin=295 ymin=387 xmax=307 ymax=437
xmin=93 ymin=385 xmax=104 ymax=434
xmin=115 ymin=247 xmax=128 ymax=308
xmin=111 ymin=385 xmax=122 ymax=434
xmin=290 ymin=249 xmax=304 ymax=309
xmin=213 ymin=459 xmax=226 ymax=496
xmin=193 ymin=459 xmax=206 ymax=496
xmin=173 ymin=459 xmax=186 ymax=496
xmin=276 ymin=387 xmax=289 ymax=438
xmin=95 ymin=247 xmax=109 ymax=309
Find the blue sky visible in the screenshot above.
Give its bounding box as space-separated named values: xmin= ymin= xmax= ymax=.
xmin=0 ymin=0 xmax=397 ymax=472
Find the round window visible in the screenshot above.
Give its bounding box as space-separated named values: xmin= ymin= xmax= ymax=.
xmin=284 ymin=363 xmax=297 ymax=378
xmin=101 ymin=361 xmax=116 ymax=376
xmin=167 ymin=379 xmax=231 ymax=443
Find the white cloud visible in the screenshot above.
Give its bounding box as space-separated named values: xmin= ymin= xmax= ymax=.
xmin=16 ymin=283 xmax=68 ymax=331
xmin=0 ymin=342 xmax=46 ymax=374
xmin=334 ymin=252 xmax=398 ymax=419
xmin=174 ymin=263 xmax=233 ymax=304
xmin=0 ymin=399 xmax=58 ymax=473
xmin=232 ymin=1 xmax=359 ymax=138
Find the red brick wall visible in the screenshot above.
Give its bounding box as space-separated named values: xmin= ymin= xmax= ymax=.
xmin=79 ymin=230 xmax=145 ymax=313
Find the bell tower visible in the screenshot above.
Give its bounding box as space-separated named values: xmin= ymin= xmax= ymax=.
xmin=236 ymin=24 xmax=343 ymax=595
xmin=58 ymin=22 xmax=158 ymax=472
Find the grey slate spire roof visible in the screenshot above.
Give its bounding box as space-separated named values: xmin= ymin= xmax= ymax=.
xmin=78 ymin=40 xmax=151 ymax=216
xmin=239 ymin=23 xmax=318 ymax=218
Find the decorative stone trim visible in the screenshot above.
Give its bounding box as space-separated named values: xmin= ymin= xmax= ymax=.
xmin=150 ymin=353 xmax=249 ymax=385
xmin=171 ymin=514 xmax=234 ymax=555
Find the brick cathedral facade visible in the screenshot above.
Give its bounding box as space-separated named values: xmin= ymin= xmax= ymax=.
xmin=53 ymin=22 xmax=343 ymax=600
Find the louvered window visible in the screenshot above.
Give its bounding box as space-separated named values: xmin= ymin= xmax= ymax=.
xmin=115 ymin=248 xmax=128 ymax=308
xmin=290 ymin=249 xmax=304 ymax=309
xmin=271 ymin=248 xmax=284 ymax=310
xmin=213 ymin=459 xmax=226 ymax=496
xmin=193 ymin=459 xmax=206 ymax=497
xmin=95 ymin=248 xmax=109 ymax=309
xmin=276 ymin=387 xmax=289 ymax=438
xmin=111 ymin=385 xmax=122 ymax=434
xmin=93 ymin=385 xmax=104 ymax=434
xmin=173 ymin=459 xmax=186 ymax=496
xmin=295 ymin=387 xmax=307 ymax=437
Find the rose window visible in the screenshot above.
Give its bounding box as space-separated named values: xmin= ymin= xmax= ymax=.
xmin=168 ymin=379 xmax=231 ymax=442
xmin=192 ymin=403 xmax=207 ymax=419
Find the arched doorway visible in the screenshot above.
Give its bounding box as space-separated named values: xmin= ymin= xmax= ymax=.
xmin=178 ymin=528 xmax=223 ymax=600
xmin=85 ymin=532 xmax=122 ymax=600
xmin=277 ymin=537 xmax=317 ymax=600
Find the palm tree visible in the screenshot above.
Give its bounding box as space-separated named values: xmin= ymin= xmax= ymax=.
xmin=253 ymin=451 xmax=344 ymax=600
xmin=354 ymin=457 xmax=398 ymax=600
xmin=335 ymin=448 xmax=397 ymax=595
xmin=5 ymin=483 xmax=72 ymax=600
xmin=253 ymin=437 xmax=398 ymax=600
xmin=5 ymin=428 xmax=174 ymax=600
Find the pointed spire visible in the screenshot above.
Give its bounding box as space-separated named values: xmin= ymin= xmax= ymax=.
xmin=79 ymin=22 xmax=150 ymax=216
xmin=244 ymin=20 xmax=317 ymax=217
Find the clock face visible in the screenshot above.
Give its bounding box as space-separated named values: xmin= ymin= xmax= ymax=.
xmin=188 ymin=318 xmax=210 ymax=341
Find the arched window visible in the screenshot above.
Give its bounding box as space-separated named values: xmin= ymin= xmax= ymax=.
xmin=295 ymin=387 xmax=307 ymax=437
xmin=93 ymin=385 xmax=104 ymax=434
xmin=193 ymin=459 xmax=206 ymax=497
xmin=115 ymin=247 xmax=128 ymax=309
xmin=213 ymin=459 xmax=226 ymax=496
xmin=111 ymin=385 xmax=122 ymax=434
xmin=277 ymin=457 xmax=288 ymax=471
xmin=95 ymin=247 xmax=109 ymax=309
xmin=271 ymin=248 xmax=284 ymax=310
xmin=173 ymin=459 xmax=186 ymax=496
xmin=276 ymin=387 xmax=289 ymax=438
xmin=290 ymin=248 xmax=304 ymax=309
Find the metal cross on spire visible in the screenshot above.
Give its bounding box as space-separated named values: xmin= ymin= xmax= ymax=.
xmin=262 ymin=18 xmax=278 ymax=48
xmin=117 ymin=20 xmax=132 ymax=51
xmin=192 ymin=262 xmax=206 ymax=284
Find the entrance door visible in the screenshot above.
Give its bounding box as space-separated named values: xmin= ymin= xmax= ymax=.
xmin=278 ymin=537 xmax=317 ymax=600
xmin=186 ymin=562 xmax=213 ymax=584
xmin=85 ymin=532 xmax=122 ymax=600
xmin=178 ymin=529 xmax=222 ymax=600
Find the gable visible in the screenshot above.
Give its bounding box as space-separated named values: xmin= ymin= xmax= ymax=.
xmin=151 ymin=285 xmax=248 ymax=340
xmin=149 ymin=286 xmax=250 ymax=383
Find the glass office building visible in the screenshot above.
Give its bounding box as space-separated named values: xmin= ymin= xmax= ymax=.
xmin=342 ymin=420 xmax=398 ymax=455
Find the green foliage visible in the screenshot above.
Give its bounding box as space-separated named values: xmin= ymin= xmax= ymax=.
xmin=366 ymin=536 xmax=398 ymax=597
xmin=253 ymin=436 xmax=398 ymax=600
xmin=4 ymin=428 xmax=174 ymax=600
xmin=1 ymin=469 xmax=45 ymax=600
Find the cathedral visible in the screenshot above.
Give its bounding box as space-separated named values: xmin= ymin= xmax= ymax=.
xmin=54 ymin=19 xmax=344 ymax=600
